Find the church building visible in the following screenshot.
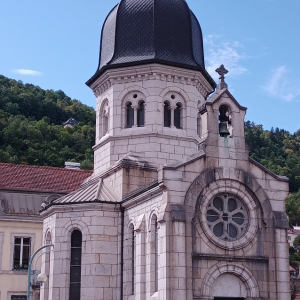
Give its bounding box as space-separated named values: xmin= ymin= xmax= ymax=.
xmin=40 ymin=0 xmax=290 ymax=299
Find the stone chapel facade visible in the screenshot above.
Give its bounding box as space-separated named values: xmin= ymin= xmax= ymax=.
xmin=40 ymin=0 xmax=290 ymax=299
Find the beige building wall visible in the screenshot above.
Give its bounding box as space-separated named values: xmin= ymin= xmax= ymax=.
xmin=0 ymin=219 xmax=43 ymax=300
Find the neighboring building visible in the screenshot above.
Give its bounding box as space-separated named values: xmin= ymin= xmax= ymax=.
xmin=288 ymin=227 xmax=300 ymax=247
xmin=40 ymin=0 xmax=291 ymax=300
xmin=0 ymin=163 xmax=92 ymax=300
xmin=63 ymin=118 xmax=79 ymax=128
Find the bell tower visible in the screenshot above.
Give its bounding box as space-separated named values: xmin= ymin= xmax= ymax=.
xmin=86 ymin=0 xmax=216 ymax=175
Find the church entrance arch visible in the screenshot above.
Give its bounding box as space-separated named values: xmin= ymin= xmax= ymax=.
xmin=201 ymin=263 xmax=259 ymax=299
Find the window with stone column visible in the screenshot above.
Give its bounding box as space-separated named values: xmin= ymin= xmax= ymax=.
xmin=163 ymin=92 xmax=185 ymax=129
xmin=124 ymin=92 xmax=146 ymax=129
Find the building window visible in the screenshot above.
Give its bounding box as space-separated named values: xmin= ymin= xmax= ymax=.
xmin=69 ymin=230 xmax=82 ymax=300
xmin=206 ymin=193 xmax=249 ymax=241
xmin=174 ymin=103 xmax=182 ymax=129
xmin=126 ymin=102 xmax=134 ymax=128
xmin=154 ymin=218 xmax=158 ymax=292
xmin=11 ymin=296 xmax=27 ymax=300
xmin=13 ymin=237 xmax=31 ymax=270
xmin=164 ymin=101 xmax=171 ymax=127
xmin=137 ymin=101 xmax=145 ymax=127
xmin=150 ymin=214 xmax=159 ymax=294
xmin=100 ymin=100 xmax=109 ymax=137
xmin=197 ymin=113 xmax=201 ymax=137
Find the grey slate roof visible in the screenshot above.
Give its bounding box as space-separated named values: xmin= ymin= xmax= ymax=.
xmin=87 ymin=0 xmax=215 ymax=88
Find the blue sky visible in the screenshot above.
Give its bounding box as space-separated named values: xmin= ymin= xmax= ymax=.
xmin=0 ymin=0 xmax=299 ymax=133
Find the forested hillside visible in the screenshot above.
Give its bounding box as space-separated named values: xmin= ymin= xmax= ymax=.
xmin=245 ymin=121 xmax=300 ymax=193
xmin=0 ymin=75 xmax=95 ymax=169
xmin=0 ymin=75 xmax=299 ymax=191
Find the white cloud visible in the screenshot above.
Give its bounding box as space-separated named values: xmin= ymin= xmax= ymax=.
xmin=262 ymin=66 xmax=300 ymax=102
xmin=12 ymin=69 xmax=42 ymax=76
xmin=204 ymin=35 xmax=248 ymax=80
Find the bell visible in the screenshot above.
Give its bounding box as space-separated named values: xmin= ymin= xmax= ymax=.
xmin=219 ymin=121 xmax=230 ymax=137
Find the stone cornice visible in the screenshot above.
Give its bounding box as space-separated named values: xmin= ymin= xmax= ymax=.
xmin=93 ymin=132 xmax=201 ymax=152
xmin=90 ymin=64 xmax=215 ymax=99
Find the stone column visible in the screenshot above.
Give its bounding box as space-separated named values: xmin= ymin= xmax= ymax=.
xmin=133 ymin=105 xmax=138 ymax=128
xmin=170 ymin=106 xmax=175 ymax=128
xmin=135 ymin=228 xmax=146 ymax=300
xmin=275 ymin=228 xmax=290 ymax=300
xmin=158 ymin=221 xmax=168 ymax=300
xmin=170 ymin=204 xmax=186 ymax=300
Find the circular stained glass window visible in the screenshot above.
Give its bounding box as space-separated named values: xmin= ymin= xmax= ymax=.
xmin=206 ymin=194 xmax=249 ymax=241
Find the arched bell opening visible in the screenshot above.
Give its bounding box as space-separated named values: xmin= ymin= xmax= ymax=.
xmin=219 ymin=105 xmax=232 ymax=138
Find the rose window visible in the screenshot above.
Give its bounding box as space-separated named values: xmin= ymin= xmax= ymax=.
xmin=206 ymin=194 xmax=249 ymax=241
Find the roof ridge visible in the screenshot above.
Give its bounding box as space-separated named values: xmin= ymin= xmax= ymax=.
xmin=0 ymin=162 xmax=93 ymax=173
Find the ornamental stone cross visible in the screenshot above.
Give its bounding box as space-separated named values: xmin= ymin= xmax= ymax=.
xmin=215 ymin=64 xmax=229 ymax=90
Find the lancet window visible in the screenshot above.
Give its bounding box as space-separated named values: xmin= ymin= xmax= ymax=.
xmin=69 ymin=230 xmax=82 ymax=300
xmin=99 ymin=99 xmax=109 ymax=138
xmin=150 ymin=214 xmax=159 ymax=294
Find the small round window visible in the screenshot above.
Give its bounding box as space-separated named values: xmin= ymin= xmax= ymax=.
xmin=206 ymin=194 xmax=249 ymax=241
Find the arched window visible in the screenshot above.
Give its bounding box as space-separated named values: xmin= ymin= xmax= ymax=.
xmin=174 ymin=103 xmax=182 ymax=129
xmin=154 ymin=218 xmax=158 ymax=292
xmin=137 ymin=101 xmax=145 ymax=127
xmin=197 ymin=113 xmax=201 ymax=137
xmin=100 ymin=100 xmax=109 ymax=137
xmin=69 ymin=230 xmax=82 ymax=300
xmin=126 ymin=102 xmax=134 ymax=128
xmin=150 ymin=215 xmax=159 ymax=294
xmin=164 ymin=101 xmax=171 ymax=127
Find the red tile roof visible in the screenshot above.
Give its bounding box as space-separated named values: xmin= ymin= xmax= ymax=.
xmin=0 ymin=163 xmax=93 ymax=193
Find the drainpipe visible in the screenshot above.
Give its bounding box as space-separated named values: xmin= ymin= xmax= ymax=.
xmin=120 ymin=206 xmax=125 ymax=300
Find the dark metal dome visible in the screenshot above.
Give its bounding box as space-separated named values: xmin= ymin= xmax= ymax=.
xmin=87 ymin=0 xmax=215 ymax=88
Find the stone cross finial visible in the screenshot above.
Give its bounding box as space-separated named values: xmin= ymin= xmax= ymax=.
xmin=215 ymin=64 xmax=228 ymax=90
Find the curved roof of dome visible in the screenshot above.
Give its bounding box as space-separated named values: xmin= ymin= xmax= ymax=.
xmin=87 ymin=0 xmax=215 ymax=88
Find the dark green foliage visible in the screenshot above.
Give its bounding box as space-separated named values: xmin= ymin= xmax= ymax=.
xmin=294 ymin=235 xmax=300 ymax=248
xmin=286 ymin=191 xmax=300 ymax=226
xmin=245 ymin=121 xmax=300 ymax=192
xmin=0 ymin=75 xmax=95 ymax=169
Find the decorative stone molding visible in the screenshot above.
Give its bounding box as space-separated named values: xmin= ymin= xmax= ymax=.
xmin=91 ymin=65 xmax=214 ymax=98
xmin=59 ymin=219 xmax=90 ymax=242
xmin=201 ymin=262 xmax=260 ymax=298
xmin=185 ymin=168 xmax=273 ymax=228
